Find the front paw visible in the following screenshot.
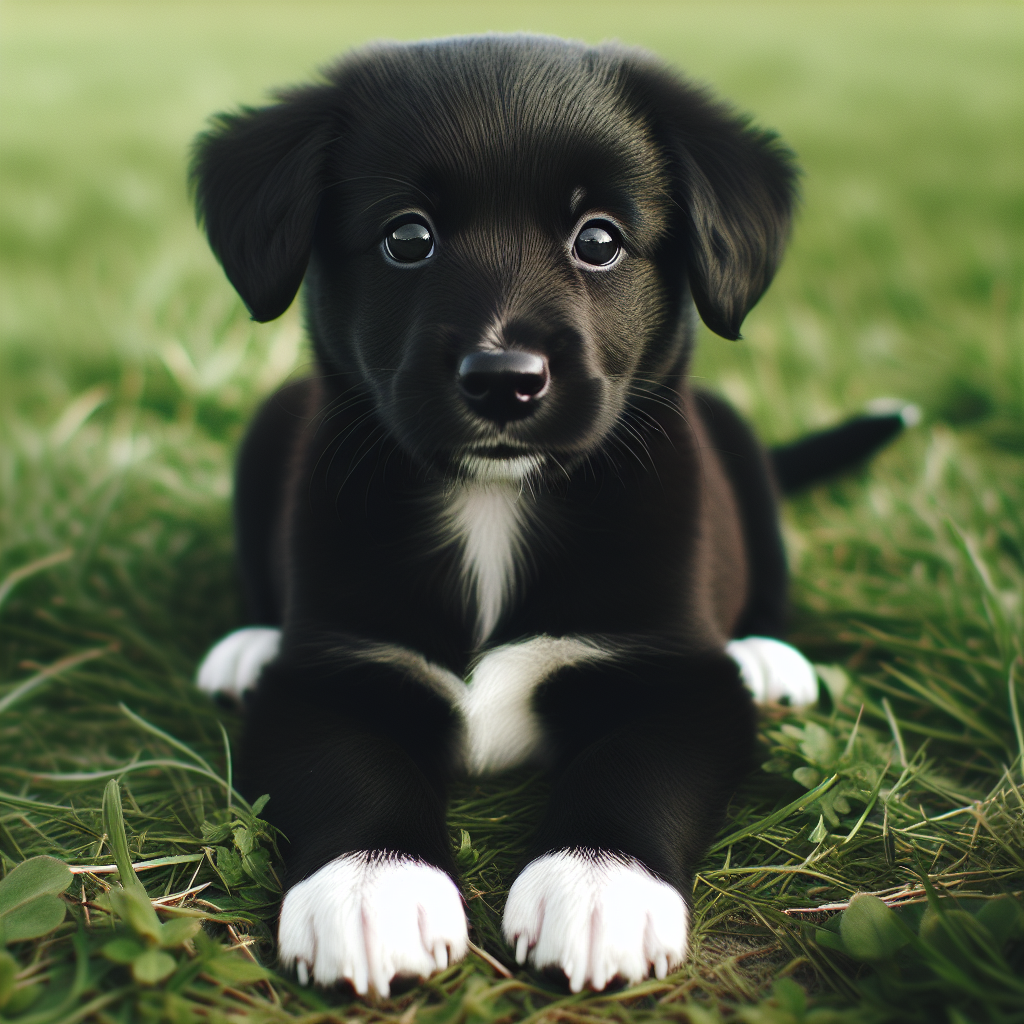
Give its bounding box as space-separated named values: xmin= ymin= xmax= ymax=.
xmin=277 ymin=852 xmax=468 ymax=997
xmin=502 ymin=849 xmax=687 ymax=992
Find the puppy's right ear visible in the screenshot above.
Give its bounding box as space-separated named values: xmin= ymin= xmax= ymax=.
xmin=190 ymin=92 xmax=333 ymax=322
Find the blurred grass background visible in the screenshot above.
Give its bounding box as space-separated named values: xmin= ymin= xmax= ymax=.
xmin=0 ymin=2 xmax=1022 ymax=1022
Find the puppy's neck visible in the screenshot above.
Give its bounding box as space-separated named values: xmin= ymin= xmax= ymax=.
xmin=442 ymin=482 xmax=531 ymax=647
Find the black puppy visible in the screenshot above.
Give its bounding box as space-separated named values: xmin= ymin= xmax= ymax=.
xmin=192 ymin=35 xmax=901 ymax=996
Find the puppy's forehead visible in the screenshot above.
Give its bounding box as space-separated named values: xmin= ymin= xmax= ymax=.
xmin=329 ymin=38 xmax=669 ymax=231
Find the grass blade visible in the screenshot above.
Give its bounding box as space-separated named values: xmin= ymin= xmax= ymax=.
xmin=710 ymin=774 xmax=840 ymax=852
xmin=0 ymin=549 xmax=73 ymax=613
xmin=101 ymin=779 xmax=143 ymax=891
xmin=0 ymin=647 xmax=108 ymax=715
xmin=118 ymin=703 xmax=215 ymax=773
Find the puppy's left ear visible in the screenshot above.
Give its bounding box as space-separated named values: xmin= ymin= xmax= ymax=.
xmin=190 ymin=88 xmax=334 ymax=323
xmin=627 ymin=64 xmax=799 ymax=340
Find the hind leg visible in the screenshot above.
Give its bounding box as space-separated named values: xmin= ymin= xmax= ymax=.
xmin=693 ymin=392 xmax=818 ymax=706
xmin=196 ymin=378 xmax=314 ymax=697
xmin=693 ymin=390 xmax=788 ymax=638
xmin=234 ymin=378 xmax=315 ymax=625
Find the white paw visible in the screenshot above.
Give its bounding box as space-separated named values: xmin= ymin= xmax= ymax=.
xmin=278 ymin=853 xmax=468 ymax=997
xmin=726 ymin=636 xmax=818 ymax=706
xmin=195 ymin=627 xmax=281 ymax=699
xmin=502 ymin=850 xmax=687 ymax=992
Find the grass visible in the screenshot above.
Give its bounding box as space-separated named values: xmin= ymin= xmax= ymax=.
xmin=1 ymin=1 xmax=1022 ymax=1021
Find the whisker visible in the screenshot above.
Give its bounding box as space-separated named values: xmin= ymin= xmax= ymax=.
xmin=309 ymin=409 xmax=378 ymax=501
xmin=333 ymin=424 xmax=389 ymax=499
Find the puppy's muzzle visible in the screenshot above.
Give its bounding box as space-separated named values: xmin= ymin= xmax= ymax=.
xmin=457 ymin=351 xmax=550 ymax=425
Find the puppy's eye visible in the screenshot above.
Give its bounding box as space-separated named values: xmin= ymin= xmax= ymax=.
xmin=573 ymin=221 xmax=621 ymax=267
xmin=385 ymin=220 xmax=434 ymax=263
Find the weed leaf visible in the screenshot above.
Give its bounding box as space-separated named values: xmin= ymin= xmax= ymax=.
xmin=206 ymin=953 xmax=268 ymax=983
xmin=974 ymin=897 xmax=1024 ymax=948
xmin=102 ymin=937 xmax=145 ymax=963
xmin=839 ymin=894 xmax=910 ymax=962
xmin=106 ymin=886 xmax=161 ymax=943
xmin=131 ymin=947 xmax=177 ymax=984
xmin=159 ymin=917 xmax=202 ymax=948
xmin=0 ymin=856 xmax=71 ymax=943
xmin=0 ymin=950 xmax=16 ymax=1008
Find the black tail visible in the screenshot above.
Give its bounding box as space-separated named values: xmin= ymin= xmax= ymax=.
xmin=771 ymin=400 xmax=920 ymax=495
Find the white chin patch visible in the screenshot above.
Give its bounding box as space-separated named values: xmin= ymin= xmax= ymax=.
xmin=726 ymin=636 xmax=818 ymax=705
xmin=195 ymin=627 xmax=282 ymax=699
xmin=502 ymin=850 xmax=687 ymax=992
xmin=278 ymin=853 xmax=468 ymax=997
xmin=460 ymin=453 xmax=543 ymax=483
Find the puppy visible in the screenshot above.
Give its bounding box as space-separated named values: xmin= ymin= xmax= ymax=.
xmin=191 ymin=35 xmax=878 ymax=996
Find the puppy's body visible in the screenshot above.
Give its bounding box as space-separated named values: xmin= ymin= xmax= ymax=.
xmin=192 ymin=35 xmax=809 ymax=994
xmin=231 ymin=373 xmax=780 ymax=987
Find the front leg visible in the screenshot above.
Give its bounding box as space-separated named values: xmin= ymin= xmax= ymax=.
xmin=502 ymin=645 xmax=758 ymax=991
xmin=238 ymin=636 xmax=469 ymax=996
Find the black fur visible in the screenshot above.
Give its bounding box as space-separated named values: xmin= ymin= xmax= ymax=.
xmin=771 ymin=412 xmax=910 ymax=493
xmin=192 ymin=34 xmax=809 ymax=981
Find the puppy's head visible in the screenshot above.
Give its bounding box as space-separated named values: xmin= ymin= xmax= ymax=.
xmin=191 ymin=36 xmax=797 ymax=482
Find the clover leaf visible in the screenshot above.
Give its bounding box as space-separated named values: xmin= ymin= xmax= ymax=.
xmin=0 ymin=855 xmax=72 ymax=944
xmin=838 ymin=894 xmax=911 ymax=962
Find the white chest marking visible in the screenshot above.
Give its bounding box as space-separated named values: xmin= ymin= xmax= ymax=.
xmin=446 ymin=482 xmax=529 ymax=645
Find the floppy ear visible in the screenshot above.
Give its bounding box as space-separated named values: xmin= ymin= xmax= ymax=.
xmin=190 ymin=90 xmax=334 ymax=323
xmin=626 ymin=64 xmax=799 ymax=340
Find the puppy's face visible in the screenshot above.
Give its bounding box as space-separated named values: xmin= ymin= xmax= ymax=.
xmin=310 ymin=58 xmax=679 ymax=481
xmin=192 ymin=38 xmax=797 ymax=481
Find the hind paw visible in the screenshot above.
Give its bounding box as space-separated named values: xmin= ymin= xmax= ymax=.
xmin=727 ymin=636 xmax=818 ymax=706
xmin=196 ymin=627 xmax=281 ymax=699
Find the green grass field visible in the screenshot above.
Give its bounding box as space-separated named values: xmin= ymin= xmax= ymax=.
xmin=1 ymin=2 xmax=1022 ymax=1021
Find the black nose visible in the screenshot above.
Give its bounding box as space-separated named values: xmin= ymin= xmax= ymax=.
xmin=457 ymin=351 xmax=550 ymax=423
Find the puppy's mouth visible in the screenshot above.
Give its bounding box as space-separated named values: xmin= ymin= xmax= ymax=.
xmin=458 ymin=445 xmax=546 ymax=483
xmin=471 ymin=444 xmax=535 ymax=460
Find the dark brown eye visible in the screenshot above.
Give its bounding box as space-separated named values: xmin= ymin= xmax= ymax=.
xmin=385 ymin=220 xmax=434 ymax=262
xmin=573 ymin=221 xmax=621 ymax=266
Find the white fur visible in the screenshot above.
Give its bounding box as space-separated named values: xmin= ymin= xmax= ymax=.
xmin=195 ymin=626 xmax=281 ymax=699
xmin=460 ymin=453 xmax=544 ymax=483
xmin=344 ymin=641 xmax=466 ymax=707
xmin=325 ymin=635 xmax=610 ymax=773
xmin=726 ymin=636 xmax=818 ymax=705
xmin=864 ymin=397 xmax=921 ymax=427
xmin=195 ymin=631 xmax=610 ymax=774
xmin=502 ymin=850 xmax=687 ymax=992
xmin=278 ymin=853 xmax=468 ymax=996
xmin=445 ymin=483 xmax=530 ymax=645
xmin=462 ymin=636 xmax=611 ymax=773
